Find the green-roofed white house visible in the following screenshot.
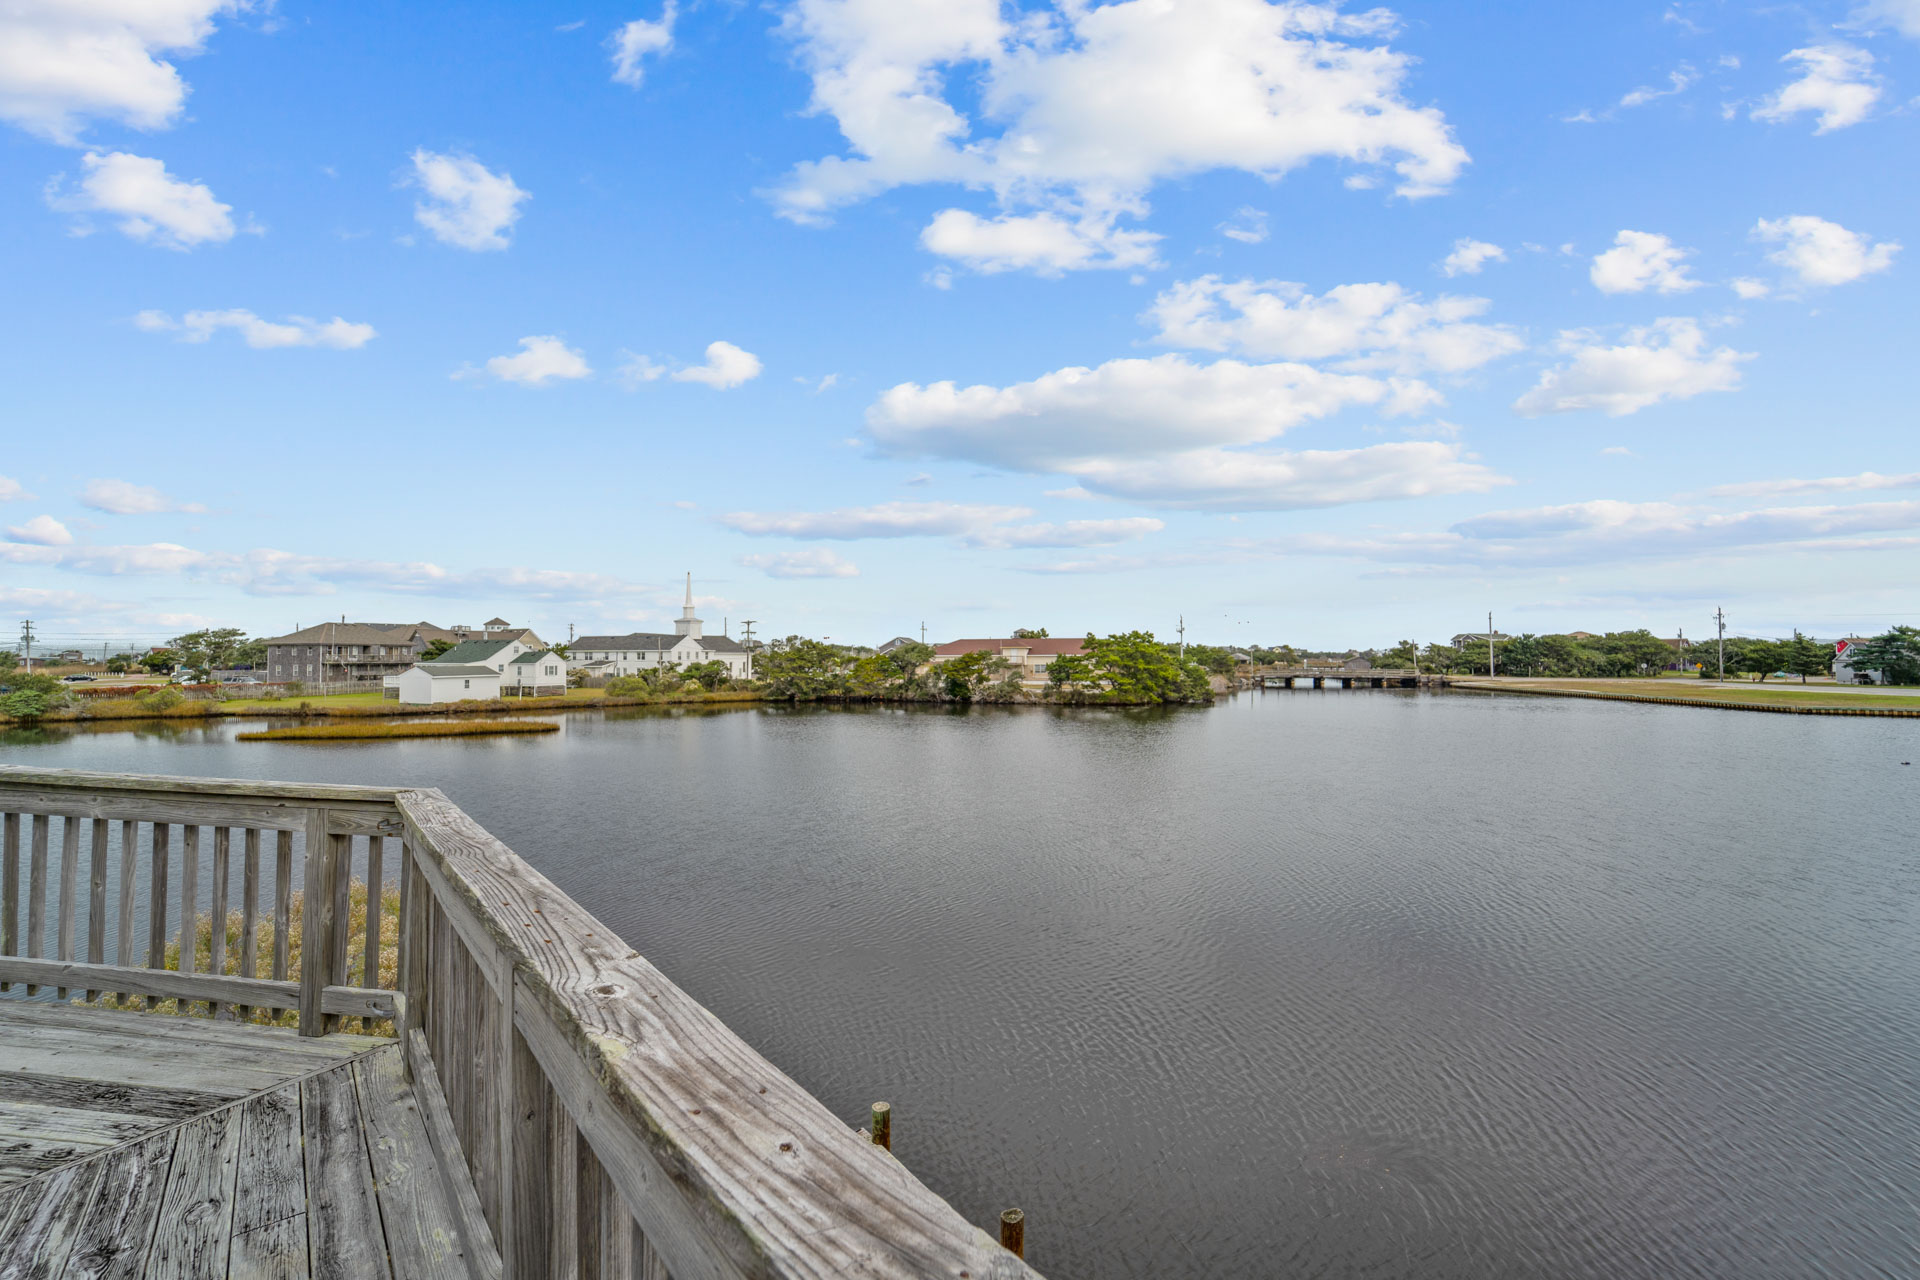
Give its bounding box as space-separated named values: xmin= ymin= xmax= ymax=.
xmin=502 ymin=649 xmax=568 ymax=696
xmin=386 ymin=630 xmax=556 ymax=703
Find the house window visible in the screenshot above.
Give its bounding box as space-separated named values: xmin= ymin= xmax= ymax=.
xmin=464 ymin=679 xmax=471 ymax=689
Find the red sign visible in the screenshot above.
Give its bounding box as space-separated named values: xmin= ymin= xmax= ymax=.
xmin=1835 ymin=639 xmax=1851 ymax=655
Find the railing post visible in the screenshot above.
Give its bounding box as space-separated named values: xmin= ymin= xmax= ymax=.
xmin=299 ymin=807 xmax=336 ymax=1037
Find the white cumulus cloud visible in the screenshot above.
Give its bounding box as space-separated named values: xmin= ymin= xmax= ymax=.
xmin=5 ymin=515 xmax=73 ymax=546
xmin=920 ymin=208 xmax=1160 ymax=275
xmin=1753 ymin=215 xmax=1899 ymax=287
xmin=0 ymin=477 xmax=27 ymax=502
xmin=1731 ymin=277 xmax=1771 ymax=300
xmin=80 ymin=479 xmax=207 ymax=515
xmin=0 ymin=0 xmax=245 ymax=144
xmin=1146 ymin=276 xmax=1524 ymax=375
xmin=1752 ymin=45 xmax=1880 ymax=133
xmin=409 ymin=149 xmax=529 ymax=251
xmin=671 ymin=341 xmax=762 ymax=389
xmin=1852 ymin=0 xmax=1920 ymax=36
xmin=1440 ymin=238 xmax=1504 ymax=277
xmin=721 ymin=500 xmax=1163 ymax=548
xmin=135 ymin=309 xmax=376 ymax=349
xmin=1219 ymin=207 xmax=1269 ymax=244
xmin=1589 ymin=230 xmax=1700 ymax=295
xmin=1705 ymin=470 xmax=1920 ymax=499
xmin=741 ymin=549 xmax=860 ymax=578
xmin=48 ymin=151 xmax=236 ymax=249
xmin=1069 ymin=442 xmax=1507 ymax=511
xmin=772 ymin=0 xmax=1467 ymax=275
xmin=869 ymin=354 xmax=1405 ymax=472
xmin=609 ymin=4 xmax=676 ymax=86
xmin=472 ymin=336 xmax=592 ymax=387
xmin=1513 ymin=318 xmax=1751 ymax=417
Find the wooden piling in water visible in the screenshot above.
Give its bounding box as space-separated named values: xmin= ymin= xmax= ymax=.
xmin=870 ymin=1101 xmax=891 ymax=1151
xmin=1000 ymin=1207 xmax=1025 ymax=1258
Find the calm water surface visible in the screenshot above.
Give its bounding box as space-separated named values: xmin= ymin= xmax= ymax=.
xmin=5 ymin=692 xmax=1917 ymax=1279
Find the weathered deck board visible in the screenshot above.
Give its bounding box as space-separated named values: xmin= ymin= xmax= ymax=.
xmin=353 ymin=1046 xmax=474 ymax=1280
xmin=299 ymin=1062 xmax=390 ymax=1280
xmin=146 ymin=1106 xmax=242 ymax=1279
xmin=57 ymin=1129 xmax=176 ymax=1280
xmin=0 ymin=1003 xmax=493 ymax=1278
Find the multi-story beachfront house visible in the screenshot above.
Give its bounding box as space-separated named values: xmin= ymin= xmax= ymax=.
xmin=262 ymin=617 xmax=541 ymax=686
xmin=572 ymin=576 xmax=751 ymax=680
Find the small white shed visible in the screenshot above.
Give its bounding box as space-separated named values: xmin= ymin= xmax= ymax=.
xmin=394 ymin=663 xmax=503 ymax=705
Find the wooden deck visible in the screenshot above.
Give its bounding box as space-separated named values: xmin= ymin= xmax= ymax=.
xmin=0 ymin=1002 xmax=496 ymax=1277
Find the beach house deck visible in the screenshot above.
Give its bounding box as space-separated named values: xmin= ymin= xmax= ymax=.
xmin=0 ymin=765 xmax=1037 ymax=1278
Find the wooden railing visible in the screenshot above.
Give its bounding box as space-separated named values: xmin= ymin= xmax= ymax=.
xmin=0 ymin=766 xmax=1040 ymax=1280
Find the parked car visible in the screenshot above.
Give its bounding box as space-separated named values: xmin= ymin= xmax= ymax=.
xmin=60 ymin=674 xmax=96 ymax=682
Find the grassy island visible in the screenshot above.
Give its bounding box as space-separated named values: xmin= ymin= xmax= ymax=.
xmin=236 ymin=719 xmax=561 ymax=741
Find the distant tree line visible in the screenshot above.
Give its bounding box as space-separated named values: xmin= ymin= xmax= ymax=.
xmin=752 ymin=632 xmax=1212 ymax=704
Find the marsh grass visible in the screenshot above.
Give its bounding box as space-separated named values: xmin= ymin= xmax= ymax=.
xmin=75 ymin=878 xmax=402 ymax=1036
xmin=237 ymin=718 xmax=560 ymax=741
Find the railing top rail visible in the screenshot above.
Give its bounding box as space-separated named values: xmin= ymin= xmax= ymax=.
xmin=0 ymin=764 xmax=405 ymax=807
xmin=399 ymin=785 xmax=1039 ymax=1280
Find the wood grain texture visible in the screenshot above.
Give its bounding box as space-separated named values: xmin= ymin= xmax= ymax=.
xmin=0 ymin=768 xmax=403 ymax=806
xmin=145 ymin=825 xmax=170 ymax=1004
xmin=56 ymin=817 xmax=79 ymax=1000
xmin=209 ymin=828 xmax=231 ymax=1019
xmin=85 ymin=819 xmax=109 ymax=1003
xmin=297 ymin=813 xmax=334 ymax=1039
xmin=353 ymin=1045 xmax=480 ymax=1280
xmin=114 ymin=821 xmax=137 ymax=1006
xmin=232 ymin=1086 xmax=304 ymax=1238
xmin=177 ymin=825 xmax=199 ymax=994
xmin=145 ymin=1103 xmax=242 ymax=1279
xmin=25 ymin=815 xmax=48 ymax=997
xmin=55 ymin=1128 xmax=176 ymax=1280
xmin=240 ymin=828 xmax=261 ymax=1023
xmin=0 ymin=958 xmax=394 ymax=1021
xmin=300 ymin=1063 xmax=390 ymax=1280
xmin=226 ymin=1213 xmax=310 ymax=1280
xmin=404 ymin=1030 xmax=503 ymax=1280
xmin=0 ymin=1158 xmax=102 ymax=1280
xmin=399 ymin=786 xmax=1039 ymax=1280
xmin=2 ymin=812 xmax=18 ymax=995
xmin=272 ymin=832 xmax=292 ymax=986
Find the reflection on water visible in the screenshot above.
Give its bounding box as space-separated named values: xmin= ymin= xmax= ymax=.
xmin=4 ymin=693 xmax=1917 ymax=1279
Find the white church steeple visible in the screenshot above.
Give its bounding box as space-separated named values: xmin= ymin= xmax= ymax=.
xmin=674 ymin=571 xmax=703 ymax=638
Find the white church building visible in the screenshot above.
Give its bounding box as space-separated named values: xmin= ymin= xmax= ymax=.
xmin=573 ymin=575 xmax=751 ymax=680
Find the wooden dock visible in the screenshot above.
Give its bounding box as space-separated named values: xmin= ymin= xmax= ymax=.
xmin=0 ymin=766 xmax=1039 ymax=1279
xmin=1248 ymin=667 xmax=1446 ymax=689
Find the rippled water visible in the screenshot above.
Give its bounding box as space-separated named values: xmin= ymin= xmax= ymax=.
xmin=6 ymin=692 xmax=1918 ymax=1278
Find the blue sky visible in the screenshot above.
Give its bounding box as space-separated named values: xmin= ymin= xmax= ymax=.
xmin=2 ymin=0 xmax=1916 ymax=652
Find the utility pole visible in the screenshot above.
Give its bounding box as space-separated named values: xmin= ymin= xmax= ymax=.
xmin=1177 ymin=615 xmax=1186 ymax=659
xmin=1487 ymin=611 xmax=1495 ymax=678
xmin=740 ymin=620 xmax=756 ymax=679
xmin=919 ymin=621 xmax=926 ymax=645
xmin=568 ymin=622 xmax=575 ymax=644
xmin=19 ymin=620 xmax=33 ymax=673
xmin=1715 ymin=607 xmax=1726 ymax=681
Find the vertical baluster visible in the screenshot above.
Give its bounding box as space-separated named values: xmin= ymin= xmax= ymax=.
xmin=177 ymin=824 xmax=200 ymax=1014
xmin=362 ymin=835 xmax=384 ymax=1032
xmin=549 ymin=1102 xmax=580 ymax=1277
xmin=597 ymin=1161 xmax=634 ymax=1280
xmin=85 ymin=818 xmax=108 ymax=1002
xmin=116 ymin=820 xmax=138 ymax=1005
xmin=240 ymin=828 xmax=261 ymax=1022
xmin=56 ymin=815 xmax=79 ymax=1000
xmin=299 ymin=811 xmax=340 ymax=1037
xmin=329 ymin=833 xmax=352 ymax=1033
xmin=273 ymin=829 xmax=293 ymax=988
xmin=146 ymin=823 xmax=170 ymax=1011
xmin=26 ymin=814 xmax=48 ymax=996
xmin=2 ymin=811 xmax=18 ymax=994
xmin=209 ymin=826 xmax=230 ymax=1018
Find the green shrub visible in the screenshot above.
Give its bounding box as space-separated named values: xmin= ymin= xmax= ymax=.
xmin=137 ymin=687 xmax=185 ymax=712
xmin=3 ymin=690 xmax=50 ymax=720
